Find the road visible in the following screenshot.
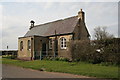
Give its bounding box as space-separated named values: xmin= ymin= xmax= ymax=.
xmin=2 ymin=64 xmax=89 ymax=78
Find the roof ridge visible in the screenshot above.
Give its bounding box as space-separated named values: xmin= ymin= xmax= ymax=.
xmin=32 ymin=15 xmax=77 ymax=28
xmin=62 ymin=16 xmax=77 ymax=20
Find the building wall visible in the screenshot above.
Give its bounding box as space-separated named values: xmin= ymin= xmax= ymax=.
xmin=18 ymin=21 xmax=90 ymax=60
xmin=79 ymin=21 xmax=90 ymax=40
xmin=18 ymin=36 xmax=49 ymax=60
xmin=48 ymin=34 xmax=72 ymax=59
xmin=58 ymin=35 xmax=72 ymax=59
xmin=18 ymin=37 xmax=32 ymax=60
xmin=73 ymin=20 xmax=90 ymax=40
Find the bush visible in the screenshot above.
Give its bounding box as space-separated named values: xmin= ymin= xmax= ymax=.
xmin=95 ymin=38 xmax=120 ymax=65
xmin=54 ymin=57 xmax=59 ymax=61
xmin=43 ymin=56 xmax=70 ymax=62
xmin=69 ymin=40 xmax=95 ymax=62
xmin=69 ymin=38 xmax=120 ymax=65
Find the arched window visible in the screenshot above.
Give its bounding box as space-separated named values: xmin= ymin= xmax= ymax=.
xmin=60 ymin=37 xmax=67 ymax=49
xmin=28 ymin=40 xmax=31 ymax=50
xmin=20 ymin=41 xmax=23 ymax=51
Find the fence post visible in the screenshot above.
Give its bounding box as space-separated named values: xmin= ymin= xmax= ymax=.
xmin=54 ymin=51 xmax=56 ymax=58
xmin=40 ymin=51 xmax=42 ymax=60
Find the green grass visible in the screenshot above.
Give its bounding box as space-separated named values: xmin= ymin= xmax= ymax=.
xmin=2 ymin=57 xmax=118 ymax=78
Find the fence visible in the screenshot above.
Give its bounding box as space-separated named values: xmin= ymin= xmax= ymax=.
xmin=34 ymin=51 xmax=58 ymax=60
xmin=1 ymin=50 xmax=18 ymax=59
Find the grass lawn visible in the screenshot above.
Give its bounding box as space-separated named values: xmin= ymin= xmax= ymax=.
xmin=2 ymin=57 xmax=118 ymax=78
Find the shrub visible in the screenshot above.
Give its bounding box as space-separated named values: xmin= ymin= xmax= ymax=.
xmin=43 ymin=56 xmax=70 ymax=62
xmin=69 ymin=38 xmax=120 ymax=65
xmin=69 ymin=40 xmax=95 ymax=62
xmin=54 ymin=57 xmax=59 ymax=61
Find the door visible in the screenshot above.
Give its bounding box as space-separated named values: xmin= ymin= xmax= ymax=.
xmin=42 ymin=43 xmax=46 ymax=56
xmin=54 ymin=39 xmax=58 ymax=56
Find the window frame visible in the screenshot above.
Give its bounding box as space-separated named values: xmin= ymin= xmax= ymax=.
xmin=27 ymin=40 xmax=31 ymax=50
xmin=49 ymin=39 xmax=52 ymax=49
xmin=20 ymin=41 xmax=23 ymax=51
xmin=60 ymin=37 xmax=67 ymax=49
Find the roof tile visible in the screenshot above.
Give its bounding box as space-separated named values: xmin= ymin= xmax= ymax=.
xmin=24 ymin=16 xmax=78 ymax=37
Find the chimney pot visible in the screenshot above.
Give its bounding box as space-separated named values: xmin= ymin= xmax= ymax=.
xmin=80 ymin=9 xmax=82 ymax=11
xmin=30 ymin=20 xmax=35 ymax=24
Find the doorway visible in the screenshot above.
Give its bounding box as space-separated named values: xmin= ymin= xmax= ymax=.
xmin=54 ymin=40 xmax=58 ymax=56
xmin=42 ymin=43 xmax=46 ymax=56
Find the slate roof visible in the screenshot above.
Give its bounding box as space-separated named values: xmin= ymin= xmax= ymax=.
xmin=24 ymin=16 xmax=79 ymax=37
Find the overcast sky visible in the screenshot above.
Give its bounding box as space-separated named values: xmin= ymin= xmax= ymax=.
xmin=0 ymin=1 xmax=119 ymax=50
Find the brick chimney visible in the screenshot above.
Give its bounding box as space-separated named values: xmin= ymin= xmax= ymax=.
xmin=29 ymin=20 xmax=35 ymax=30
xmin=78 ymin=9 xmax=85 ymax=22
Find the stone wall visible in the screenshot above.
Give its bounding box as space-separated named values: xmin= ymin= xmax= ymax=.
xmin=18 ymin=21 xmax=90 ymax=60
xmin=18 ymin=37 xmax=32 ymax=60
xmin=49 ymin=34 xmax=72 ymax=59
xmin=18 ymin=36 xmax=49 ymax=60
xmin=73 ymin=20 xmax=90 ymax=40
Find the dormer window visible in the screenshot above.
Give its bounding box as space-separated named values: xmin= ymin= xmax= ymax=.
xmin=60 ymin=37 xmax=67 ymax=49
xmin=49 ymin=39 xmax=52 ymax=49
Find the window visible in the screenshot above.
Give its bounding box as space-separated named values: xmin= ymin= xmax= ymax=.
xmin=60 ymin=37 xmax=67 ymax=49
xmin=20 ymin=41 xmax=23 ymax=51
xmin=28 ymin=40 xmax=31 ymax=50
xmin=49 ymin=39 xmax=52 ymax=49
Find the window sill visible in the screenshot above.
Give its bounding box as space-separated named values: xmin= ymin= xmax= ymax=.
xmin=28 ymin=49 xmax=31 ymax=51
xmin=49 ymin=48 xmax=52 ymax=50
xmin=20 ymin=49 xmax=23 ymax=51
xmin=60 ymin=48 xmax=67 ymax=50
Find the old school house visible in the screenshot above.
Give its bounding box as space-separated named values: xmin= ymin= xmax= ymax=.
xmin=18 ymin=9 xmax=90 ymax=60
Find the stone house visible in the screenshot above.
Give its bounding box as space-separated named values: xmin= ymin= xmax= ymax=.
xmin=18 ymin=9 xmax=90 ymax=60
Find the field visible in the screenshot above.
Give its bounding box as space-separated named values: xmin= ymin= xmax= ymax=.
xmin=2 ymin=57 xmax=118 ymax=78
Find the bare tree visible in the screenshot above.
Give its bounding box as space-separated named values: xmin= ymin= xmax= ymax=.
xmin=94 ymin=27 xmax=114 ymax=40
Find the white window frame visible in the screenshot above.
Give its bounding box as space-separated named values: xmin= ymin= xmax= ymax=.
xmin=28 ymin=40 xmax=31 ymax=50
xmin=60 ymin=37 xmax=67 ymax=49
xmin=49 ymin=39 xmax=52 ymax=49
